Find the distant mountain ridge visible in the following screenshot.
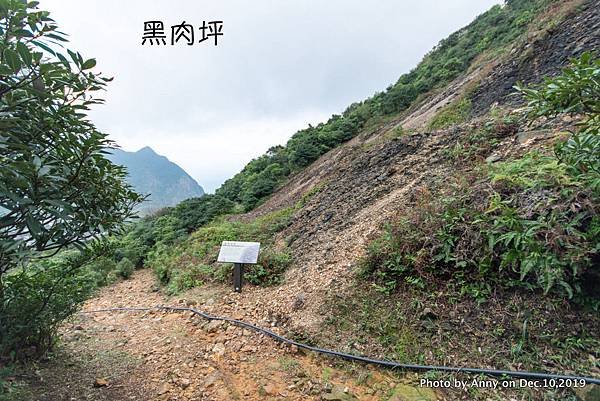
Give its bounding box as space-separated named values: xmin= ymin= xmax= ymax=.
xmin=107 ymin=146 xmax=204 ymax=214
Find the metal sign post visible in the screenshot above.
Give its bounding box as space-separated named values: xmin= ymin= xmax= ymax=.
xmin=233 ymin=263 xmax=243 ymax=292
xmin=217 ymin=241 xmax=260 ymax=293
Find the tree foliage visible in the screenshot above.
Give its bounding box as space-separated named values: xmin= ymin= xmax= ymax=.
xmin=0 ymin=0 xmax=141 ymax=357
xmin=0 ymin=0 xmax=141 ymax=270
xmin=171 ymin=194 xmax=235 ymax=233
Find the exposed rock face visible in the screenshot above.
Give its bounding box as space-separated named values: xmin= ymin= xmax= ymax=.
xmin=470 ymin=0 xmax=600 ymax=115
xmin=284 ymin=130 xmax=457 ymax=265
xmin=107 ymin=146 xmax=205 ymax=214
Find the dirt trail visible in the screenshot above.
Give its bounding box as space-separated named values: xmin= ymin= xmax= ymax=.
xmin=21 ymin=269 xmax=439 ymax=401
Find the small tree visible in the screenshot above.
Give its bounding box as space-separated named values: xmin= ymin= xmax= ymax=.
xmin=0 ymin=0 xmax=141 ymax=357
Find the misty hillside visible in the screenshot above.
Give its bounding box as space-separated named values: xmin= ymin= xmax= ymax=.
xmin=107 ymin=146 xmax=204 ymax=213
xmin=4 ymin=0 xmax=599 ymax=400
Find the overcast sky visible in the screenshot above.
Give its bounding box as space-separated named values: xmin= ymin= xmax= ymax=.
xmin=43 ymin=0 xmax=498 ymax=192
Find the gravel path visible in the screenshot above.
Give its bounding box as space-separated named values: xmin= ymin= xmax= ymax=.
xmin=22 ymin=269 xmax=438 ymax=401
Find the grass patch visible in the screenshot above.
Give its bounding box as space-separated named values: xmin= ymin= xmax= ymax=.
xmin=385 ymin=125 xmax=407 ymax=140
xmin=297 ymin=182 xmax=327 ymax=209
xmin=325 ymin=292 xmax=428 ymax=364
xmin=278 ymin=357 xmax=301 ymax=373
xmin=428 ymin=97 xmax=472 ymax=130
xmin=324 ymin=283 xmax=600 ymax=401
xmin=441 ymin=111 xmax=519 ymax=163
xmin=149 ymin=207 xmax=295 ymax=294
xmin=489 ymin=151 xmax=575 ymax=189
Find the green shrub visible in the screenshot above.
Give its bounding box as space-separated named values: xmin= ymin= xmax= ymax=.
xmin=361 ymin=147 xmax=599 ymax=300
xmin=361 ymin=52 xmax=600 ymax=302
xmin=165 ymin=264 xmax=210 ymax=294
xmin=246 ymin=250 xmax=292 ymax=286
xmin=0 ymin=255 xmax=96 ymax=359
xmin=114 ymin=235 xmax=147 ymax=268
xmin=557 ymin=132 xmax=600 ymax=179
xmin=516 ymin=52 xmax=599 ymax=130
xmin=144 ymin=208 xmax=294 ymax=293
xmin=170 ymin=195 xmax=236 ymax=233
xmin=441 ymin=110 xmax=519 ymax=163
xmin=148 ymin=243 xmax=176 ymax=284
xmin=358 ymin=189 xmax=482 ymax=296
xmin=516 ymin=51 xmax=600 ymax=188
xmin=115 ymin=258 xmax=135 ymax=279
xmin=75 ymin=256 xmax=116 ymax=288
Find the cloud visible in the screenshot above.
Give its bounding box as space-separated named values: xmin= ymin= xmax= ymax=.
xmin=112 ymin=109 xmax=329 ymax=192
xmin=43 ymin=0 xmax=499 ymax=192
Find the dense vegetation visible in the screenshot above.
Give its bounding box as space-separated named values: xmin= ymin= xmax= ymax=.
xmin=94 ymin=191 xmax=313 ymax=295
xmin=0 ymin=1 xmax=141 ymax=358
xmin=216 ymin=0 xmax=554 ymax=211
xmin=360 ymin=53 xmax=600 ymax=304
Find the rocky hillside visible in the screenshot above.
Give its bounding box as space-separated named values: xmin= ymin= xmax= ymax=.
xmin=205 ymin=1 xmax=598 ymax=398
xmin=5 ymin=1 xmax=599 ymax=400
xmin=53 ymin=1 xmax=598 ymax=400
xmin=107 ymin=146 xmax=205 ymax=214
xmin=237 ymin=0 xmax=598 ymax=321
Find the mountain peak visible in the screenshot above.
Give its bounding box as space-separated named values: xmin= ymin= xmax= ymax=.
xmin=137 ymin=146 xmax=156 ymax=155
xmin=107 ymin=147 xmax=204 ymax=214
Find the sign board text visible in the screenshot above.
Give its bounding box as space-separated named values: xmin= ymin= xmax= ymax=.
xmin=217 ymin=241 xmax=260 ymax=264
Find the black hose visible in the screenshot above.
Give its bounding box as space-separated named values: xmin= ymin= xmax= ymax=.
xmin=83 ymin=305 xmax=600 ymax=385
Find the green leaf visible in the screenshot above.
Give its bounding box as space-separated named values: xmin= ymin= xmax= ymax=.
xmin=0 ymin=64 xmax=13 ymax=75
xmin=46 ymin=33 xmax=68 ymax=42
xmin=25 ymin=215 xmax=43 ymax=237
xmin=32 ymin=155 xmax=42 ymax=168
xmin=67 ymin=49 xmax=79 ymax=66
xmin=56 ymin=52 xmax=69 ymax=67
xmin=15 ymin=29 xmax=34 ymax=38
xmin=81 ymin=58 xmax=96 ymax=70
xmin=38 ymin=165 xmax=51 ymax=176
xmin=16 ymin=42 xmax=32 ymax=65
xmin=31 ymin=40 xmax=56 ymax=56
xmin=3 ymin=48 xmax=22 ymax=72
